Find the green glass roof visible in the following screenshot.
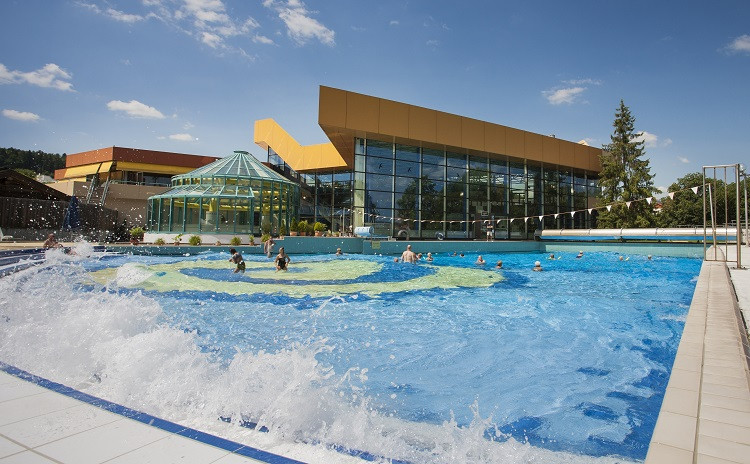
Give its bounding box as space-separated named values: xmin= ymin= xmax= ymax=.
xmin=173 ymin=150 xmax=293 ymax=183
xmin=149 ymin=150 xmax=298 ymax=200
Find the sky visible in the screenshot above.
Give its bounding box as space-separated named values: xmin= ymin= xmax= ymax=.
xmin=0 ymin=0 xmax=748 ymax=192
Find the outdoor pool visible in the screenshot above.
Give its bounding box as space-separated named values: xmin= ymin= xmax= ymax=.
xmin=0 ymin=246 xmax=701 ymax=463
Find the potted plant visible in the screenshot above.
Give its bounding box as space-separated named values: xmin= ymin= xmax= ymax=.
xmin=289 ymin=218 xmax=299 ymax=236
xmin=297 ymin=220 xmax=308 ymax=236
xmin=261 ymin=233 xmax=271 ymax=244
xmin=188 ymin=235 xmax=202 ymax=246
xmin=313 ymin=221 xmax=327 ymax=237
xmin=173 ymin=233 xmax=183 ymax=246
xmin=154 ymin=237 xmax=166 ymax=245
xmin=279 ymin=224 xmax=287 ymax=238
xmin=230 ymin=236 xmax=242 ymax=246
xmin=129 ymin=226 xmax=144 ymax=245
xmin=248 ymin=235 xmax=256 ymax=246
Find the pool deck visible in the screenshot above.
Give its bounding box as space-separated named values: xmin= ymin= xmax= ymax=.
xmin=0 ymin=242 xmax=749 ymax=463
xmin=645 ymin=244 xmax=750 ymax=464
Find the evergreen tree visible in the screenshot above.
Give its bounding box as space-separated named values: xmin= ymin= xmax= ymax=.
xmin=597 ymin=100 xmax=657 ymax=228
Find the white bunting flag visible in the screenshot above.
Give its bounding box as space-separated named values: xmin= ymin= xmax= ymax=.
xmin=668 ymin=192 xmax=675 ymax=199
xmin=570 ymin=211 xmax=575 ymax=217
xmin=554 ymin=213 xmax=559 ymax=219
xmin=646 ymin=197 xmax=652 ymax=204
xmin=626 ymin=201 xmax=632 ymax=208
xmin=691 ymin=186 xmax=699 ymax=194
xmin=588 ymin=208 xmax=593 ymax=214
xmin=538 ymin=216 xmax=543 ymax=221
xmin=606 ymin=205 xmax=612 ymax=212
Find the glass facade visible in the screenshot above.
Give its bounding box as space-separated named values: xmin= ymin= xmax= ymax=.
xmin=265 ymin=139 xmax=598 ymax=240
xmin=147 ymin=151 xmax=299 ymax=236
xmin=350 ymin=138 xmax=598 ymax=239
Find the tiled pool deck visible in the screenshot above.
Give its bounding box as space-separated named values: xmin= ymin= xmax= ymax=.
xmin=0 ymin=243 xmax=748 ymax=463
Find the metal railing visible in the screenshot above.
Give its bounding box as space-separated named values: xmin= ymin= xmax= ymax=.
xmin=703 ymin=164 xmax=745 ymax=268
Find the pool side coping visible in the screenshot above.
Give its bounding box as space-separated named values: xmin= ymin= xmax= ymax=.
xmin=0 ymin=362 xmax=304 ymax=464
xmin=644 ymin=250 xmax=750 ymax=463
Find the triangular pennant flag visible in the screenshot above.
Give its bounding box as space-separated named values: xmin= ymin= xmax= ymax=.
xmin=691 ymin=186 xmax=699 ymax=194
xmin=497 ymin=219 xmax=502 ymax=224
xmin=626 ymin=201 xmax=632 ymax=208
xmin=587 ymin=208 xmax=593 ymax=214
xmin=646 ymin=197 xmax=652 ymax=205
xmin=538 ymin=215 xmax=543 ymax=221
xmin=524 ymin=217 xmax=530 ymax=223
xmin=668 ymin=192 xmax=675 ymax=199
xmin=554 ymin=213 xmax=559 ymax=219
xmin=570 ymin=211 xmax=575 ymax=217
xmin=606 ymin=205 xmax=612 ymax=212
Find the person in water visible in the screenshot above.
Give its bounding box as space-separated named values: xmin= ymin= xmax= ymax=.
xmin=476 ymin=255 xmax=486 ymax=265
xmin=275 ymin=246 xmax=291 ymax=272
xmin=228 ymin=248 xmax=245 ymax=273
xmin=400 ymin=244 xmax=417 ymax=263
xmin=533 ymin=260 xmax=543 ymax=272
xmin=426 ymin=252 xmax=433 ymax=262
xmin=496 ymin=260 xmax=503 ymax=269
xmin=335 ymin=248 xmax=342 ymax=256
xmin=43 ymin=233 xmax=63 ymax=249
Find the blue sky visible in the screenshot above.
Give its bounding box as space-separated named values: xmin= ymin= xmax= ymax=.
xmin=0 ymin=0 xmax=748 ymax=191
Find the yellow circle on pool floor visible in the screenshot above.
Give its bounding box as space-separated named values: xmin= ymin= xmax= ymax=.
xmin=89 ymin=258 xmax=504 ymax=298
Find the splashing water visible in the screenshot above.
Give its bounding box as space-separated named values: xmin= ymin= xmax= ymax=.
xmin=0 ymin=249 xmax=700 ymax=463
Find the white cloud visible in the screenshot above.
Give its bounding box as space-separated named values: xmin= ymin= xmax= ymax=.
xmin=2 ymin=109 xmax=41 ymax=122
xmin=543 ymin=87 xmax=585 ymax=105
xmin=169 ymin=133 xmax=195 ymax=141
xmin=106 ymin=8 xmax=144 ymax=23
xmin=389 ymin=20 xmax=399 ymax=26
xmin=426 ymin=39 xmax=439 ymax=47
xmin=0 ymin=63 xmax=74 ymax=92
xmin=78 ymin=0 xmax=261 ymax=57
xmin=564 ymin=78 xmax=602 ymax=86
xmin=724 ymin=34 xmax=750 ymax=54
xmin=253 ymin=34 xmax=274 ymax=45
xmin=107 ymin=100 xmax=165 ymax=119
xmin=634 ymin=131 xmax=659 ymax=147
xmin=201 ymin=31 xmax=222 ymax=48
xmin=677 ymin=156 xmax=690 ymax=164
xmin=263 ymin=0 xmax=335 ymax=46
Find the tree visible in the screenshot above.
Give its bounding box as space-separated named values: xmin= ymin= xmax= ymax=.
xmin=657 ymin=172 xmax=705 ymax=227
xmin=597 ymin=100 xmax=657 ymax=228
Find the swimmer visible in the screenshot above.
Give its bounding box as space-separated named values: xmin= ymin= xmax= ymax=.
xmin=393 ymin=257 xmax=399 ymax=263
xmin=400 ymin=244 xmax=417 ymax=263
xmin=496 ymin=260 xmax=503 ymax=269
xmin=576 ymin=251 xmax=584 ymax=259
xmin=335 ymin=248 xmax=342 ymax=256
xmin=275 ymin=247 xmax=290 ymax=272
xmin=533 ymin=260 xmax=543 ymax=272
xmin=228 ymin=248 xmax=245 ymax=273
xmin=426 ymin=252 xmax=433 ymax=262
xmin=548 ymin=253 xmax=555 ymax=260
xmin=476 ymin=255 xmax=486 ymax=265
xmin=647 ymin=255 xmax=652 ymax=260
xmin=451 ymin=252 xmax=457 ymax=256
xmin=459 ymin=252 xmax=465 ymax=258
xmin=417 ymin=252 xmax=423 ymax=260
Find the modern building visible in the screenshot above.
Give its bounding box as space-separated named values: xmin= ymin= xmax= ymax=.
xmin=146 ymin=151 xmax=300 ymax=237
xmin=52 ymin=146 xmax=219 ymax=225
xmin=255 ymin=86 xmax=603 ymax=240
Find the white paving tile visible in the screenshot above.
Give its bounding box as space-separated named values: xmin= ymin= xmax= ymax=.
xmin=35 ymin=417 xmax=170 ymax=464
xmin=0 ymin=379 xmax=47 ymax=403
xmin=0 ymin=392 xmax=80 ymax=427
xmin=0 ymin=450 xmax=58 ymax=463
xmin=0 ymin=435 xmax=25 ymax=459
xmin=0 ymin=403 xmax=122 ymax=448
xmin=106 ymin=434 xmax=231 ymax=464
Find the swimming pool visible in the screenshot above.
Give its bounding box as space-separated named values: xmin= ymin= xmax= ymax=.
xmin=0 ymin=246 xmax=701 ymax=463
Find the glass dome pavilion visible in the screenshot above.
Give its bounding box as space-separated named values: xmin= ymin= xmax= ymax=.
xmin=147 ymin=150 xmax=299 ymax=235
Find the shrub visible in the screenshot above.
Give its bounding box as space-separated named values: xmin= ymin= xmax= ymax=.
xmin=313 ymin=221 xmax=327 ymax=232
xmin=261 ymin=219 xmax=272 ymax=235
xmin=290 ymin=218 xmax=299 ymax=233
xmin=261 ymin=233 xmax=271 ymax=243
xmin=248 ymin=235 xmax=256 ymax=245
xmin=230 ymin=236 xmax=242 ymax=246
xmin=129 ymin=227 xmax=145 ymax=239
xmin=188 ymin=235 xmax=202 ymax=246
xmin=154 ymin=238 xmax=166 ymax=245
xmin=296 ymin=220 xmax=308 ymax=233
xmin=279 ymin=224 xmax=287 ymax=236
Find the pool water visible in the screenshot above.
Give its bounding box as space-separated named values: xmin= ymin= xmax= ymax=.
xmin=0 ymin=247 xmax=701 ymax=463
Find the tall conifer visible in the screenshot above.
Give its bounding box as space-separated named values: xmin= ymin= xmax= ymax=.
xmin=597 ymin=100 xmax=657 ymax=228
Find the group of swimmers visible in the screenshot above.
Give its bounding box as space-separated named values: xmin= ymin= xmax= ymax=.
xmin=228 ymin=245 xmax=290 ymax=274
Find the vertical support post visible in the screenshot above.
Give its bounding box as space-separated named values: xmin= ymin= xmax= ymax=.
xmin=734 ymin=164 xmax=742 ymax=269
xmin=703 ymin=168 xmax=707 ymax=259
xmin=744 ymin=168 xmax=749 ymax=247
xmin=709 ymin=182 xmax=717 ymax=259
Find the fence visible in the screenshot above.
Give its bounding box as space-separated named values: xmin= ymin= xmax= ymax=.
xmin=0 ymin=197 xmax=122 ymax=241
xmin=703 ymin=164 xmax=746 ymax=268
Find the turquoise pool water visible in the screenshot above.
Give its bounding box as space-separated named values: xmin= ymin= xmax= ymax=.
xmin=0 ymin=248 xmax=701 ymax=463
